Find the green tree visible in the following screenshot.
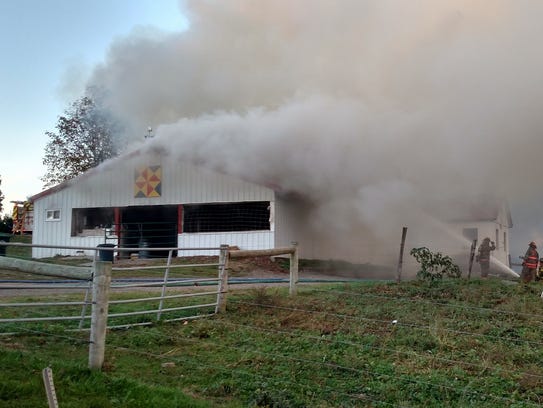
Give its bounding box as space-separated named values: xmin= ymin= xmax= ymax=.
xmin=0 ymin=175 xmax=4 ymax=214
xmin=0 ymin=215 xmax=12 ymax=233
xmin=41 ymin=96 xmax=120 ymax=188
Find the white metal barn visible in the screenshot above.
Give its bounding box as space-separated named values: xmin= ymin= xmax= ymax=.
xmin=30 ymin=149 xmax=282 ymax=259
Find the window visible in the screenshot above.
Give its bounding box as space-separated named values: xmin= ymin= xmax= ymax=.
xmin=46 ymin=209 xmax=61 ymax=221
xmin=462 ymin=228 xmax=478 ymax=243
xmin=503 ymin=231 xmax=507 ymax=252
xmin=71 ymin=207 xmax=115 ymax=236
xmin=495 ymin=229 xmax=499 ymax=250
xmin=183 ymin=201 xmax=270 ymax=233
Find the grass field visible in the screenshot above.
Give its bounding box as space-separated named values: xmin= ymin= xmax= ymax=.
xmin=2 ymin=276 xmax=543 ymax=407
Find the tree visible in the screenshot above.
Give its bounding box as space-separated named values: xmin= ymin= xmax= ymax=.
xmin=0 ymin=175 xmax=4 ymax=214
xmin=0 ymin=215 xmax=12 ymax=233
xmin=42 ymin=96 xmax=120 ymax=188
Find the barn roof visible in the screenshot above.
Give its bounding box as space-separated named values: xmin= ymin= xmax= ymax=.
xmin=29 ymin=144 xmax=280 ymax=202
xmin=29 ymin=150 xmax=143 ymax=202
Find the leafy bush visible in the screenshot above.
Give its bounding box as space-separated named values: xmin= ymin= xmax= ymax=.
xmin=410 ymin=247 xmax=461 ymax=284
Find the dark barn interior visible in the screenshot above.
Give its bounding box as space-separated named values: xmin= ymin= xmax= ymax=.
xmin=120 ymin=205 xmax=178 ymax=258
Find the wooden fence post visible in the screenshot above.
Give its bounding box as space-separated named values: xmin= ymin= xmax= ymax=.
xmin=468 ymin=239 xmax=477 ymax=279
xmin=216 ymin=245 xmax=229 ymax=313
xmin=289 ymin=242 xmax=299 ymax=296
xmin=396 ymin=227 xmax=408 ymax=283
xmin=42 ymin=367 xmax=59 ymax=408
xmin=89 ymin=261 xmax=111 ymax=370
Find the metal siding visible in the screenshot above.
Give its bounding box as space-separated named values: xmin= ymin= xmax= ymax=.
xmin=178 ymin=231 xmax=274 ymax=256
xmin=32 ymin=151 xmax=275 ymax=257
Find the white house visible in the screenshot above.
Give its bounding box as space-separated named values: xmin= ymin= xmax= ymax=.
xmin=448 ymin=200 xmax=513 ymax=269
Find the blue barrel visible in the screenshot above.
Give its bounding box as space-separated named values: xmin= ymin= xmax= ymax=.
xmin=139 ymin=240 xmax=150 ymax=259
xmin=97 ymin=243 xmax=115 ymax=262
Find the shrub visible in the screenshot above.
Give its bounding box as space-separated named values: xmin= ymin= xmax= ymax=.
xmin=410 ymin=247 xmax=461 ymax=284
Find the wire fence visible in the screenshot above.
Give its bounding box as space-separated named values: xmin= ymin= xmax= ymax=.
xmin=1 ymin=239 xmax=541 ymax=406
xmin=9 ymin=279 xmax=542 ymax=407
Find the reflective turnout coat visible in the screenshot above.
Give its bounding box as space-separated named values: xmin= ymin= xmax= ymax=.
xmin=523 ymin=247 xmax=539 ymax=270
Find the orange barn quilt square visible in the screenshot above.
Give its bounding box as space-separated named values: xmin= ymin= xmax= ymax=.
xmin=134 ymin=165 xmax=162 ymax=198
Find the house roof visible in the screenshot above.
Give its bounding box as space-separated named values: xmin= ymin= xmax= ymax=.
xmin=444 ymin=198 xmax=512 ymax=228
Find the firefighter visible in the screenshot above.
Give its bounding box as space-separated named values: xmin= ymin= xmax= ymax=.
xmin=521 ymin=241 xmax=539 ymax=283
xmin=537 ymin=257 xmax=543 ymax=282
xmin=476 ymin=237 xmax=495 ymax=278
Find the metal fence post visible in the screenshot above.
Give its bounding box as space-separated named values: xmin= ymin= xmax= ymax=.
xmin=289 ymin=242 xmax=299 ymax=296
xmin=216 ymin=245 xmax=229 ymax=313
xmin=157 ymin=250 xmax=173 ymax=321
xmin=89 ymin=261 xmax=111 ymax=370
xmin=78 ymin=280 xmax=93 ymax=329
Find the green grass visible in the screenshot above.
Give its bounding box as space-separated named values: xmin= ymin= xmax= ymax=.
xmin=2 ymin=278 xmax=543 ymax=406
xmin=4 ymin=234 xmax=32 ymax=259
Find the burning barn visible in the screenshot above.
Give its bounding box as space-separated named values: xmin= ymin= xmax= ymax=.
xmin=30 ymin=145 xmax=340 ymax=262
xmin=30 ymin=148 xmax=280 ymax=259
xmin=30 ymin=141 xmax=513 ymax=278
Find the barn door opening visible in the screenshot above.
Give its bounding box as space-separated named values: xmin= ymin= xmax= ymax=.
xmin=120 ymin=205 xmax=178 ymax=258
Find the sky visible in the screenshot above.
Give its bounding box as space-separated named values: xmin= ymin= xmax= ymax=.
xmin=0 ymin=0 xmax=541 ymax=261
xmin=0 ymin=0 xmax=187 ymax=210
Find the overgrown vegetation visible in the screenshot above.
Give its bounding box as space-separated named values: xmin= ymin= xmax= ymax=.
xmin=2 ymin=278 xmax=543 ymax=407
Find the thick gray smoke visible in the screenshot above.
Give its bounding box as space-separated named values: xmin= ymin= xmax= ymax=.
xmin=87 ymin=0 xmax=543 ymax=258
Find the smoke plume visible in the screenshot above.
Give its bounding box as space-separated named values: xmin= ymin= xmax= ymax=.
xmin=86 ymin=0 xmax=543 ymax=259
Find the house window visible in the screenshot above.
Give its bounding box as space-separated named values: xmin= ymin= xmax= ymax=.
xmin=462 ymin=228 xmax=478 ymax=243
xmin=503 ymin=231 xmax=507 ymax=252
xmin=46 ymin=209 xmax=61 ymax=221
xmin=71 ymin=207 xmax=115 ymax=236
xmin=495 ymin=229 xmax=499 ymax=250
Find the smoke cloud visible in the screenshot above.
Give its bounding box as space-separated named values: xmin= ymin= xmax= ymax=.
xmin=86 ymin=0 xmax=543 ymax=260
